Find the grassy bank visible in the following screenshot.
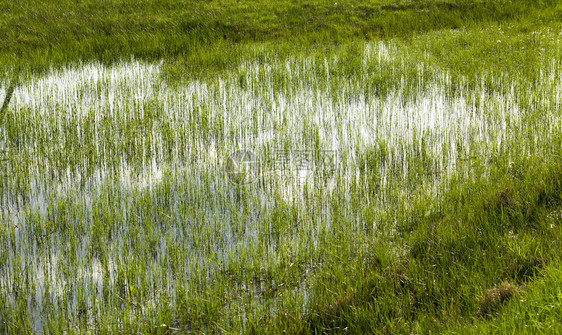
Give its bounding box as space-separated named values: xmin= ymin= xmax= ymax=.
xmin=1 ymin=0 xmax=560 ymax=74
xmin=268 ymin=154 xmax=562 ymax=333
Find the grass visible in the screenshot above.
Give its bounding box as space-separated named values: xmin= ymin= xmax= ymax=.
xmin=272 ymin=156 xmax=562 ymax=333
xmin=449 ymin=258 xmax=562 ymax=333
xmin=0 ymin=0 xmax=562 ymax=334
xmin=0 ymin=0 xmax=560 ymax=75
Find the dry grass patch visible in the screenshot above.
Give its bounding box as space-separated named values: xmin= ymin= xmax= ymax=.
xmin=477 ymin=281 xmax=520 ymax=317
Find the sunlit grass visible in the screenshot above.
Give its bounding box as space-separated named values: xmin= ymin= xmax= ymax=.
xmin=0 ymin=23 xmax=561 ymax=333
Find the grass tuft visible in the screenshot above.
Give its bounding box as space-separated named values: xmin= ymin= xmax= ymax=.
xmin=476 ymin=281 xmax=519 ymax=317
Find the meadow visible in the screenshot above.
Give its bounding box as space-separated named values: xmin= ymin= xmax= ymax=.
xmin=0 ymin=0 xmax=561 ymax=334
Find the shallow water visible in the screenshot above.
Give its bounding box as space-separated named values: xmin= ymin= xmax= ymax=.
xmin=0 ymin=42 xmax=561 ymax=331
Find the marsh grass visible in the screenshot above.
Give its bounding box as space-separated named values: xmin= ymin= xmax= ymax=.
xmin=0 ymin=5 xmax=561 ymax=334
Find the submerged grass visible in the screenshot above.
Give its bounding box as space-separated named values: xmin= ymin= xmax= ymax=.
xmin=0 ymin=1 xmax=561 ymax=334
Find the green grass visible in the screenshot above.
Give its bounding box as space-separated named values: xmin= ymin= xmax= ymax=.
xmin=0 ymin=0 xmax=560 ymax=75
xmin=448 ymin=258 xmax=562 ymax=333
xmin=1 ymin=0 xmax=562 ymax=334
xmin=267 ymin=155 xmax=562 ymax=333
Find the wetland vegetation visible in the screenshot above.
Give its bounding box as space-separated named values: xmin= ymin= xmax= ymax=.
xmin=0 ymin=0 xmax=561 ymax=333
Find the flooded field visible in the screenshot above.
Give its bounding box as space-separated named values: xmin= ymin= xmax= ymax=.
xmin=0 ymin=37 xmax=561 ymax=332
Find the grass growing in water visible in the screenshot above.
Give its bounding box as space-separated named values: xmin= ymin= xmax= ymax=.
xmin=0 ymin=2 xmax=561 ymax=334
